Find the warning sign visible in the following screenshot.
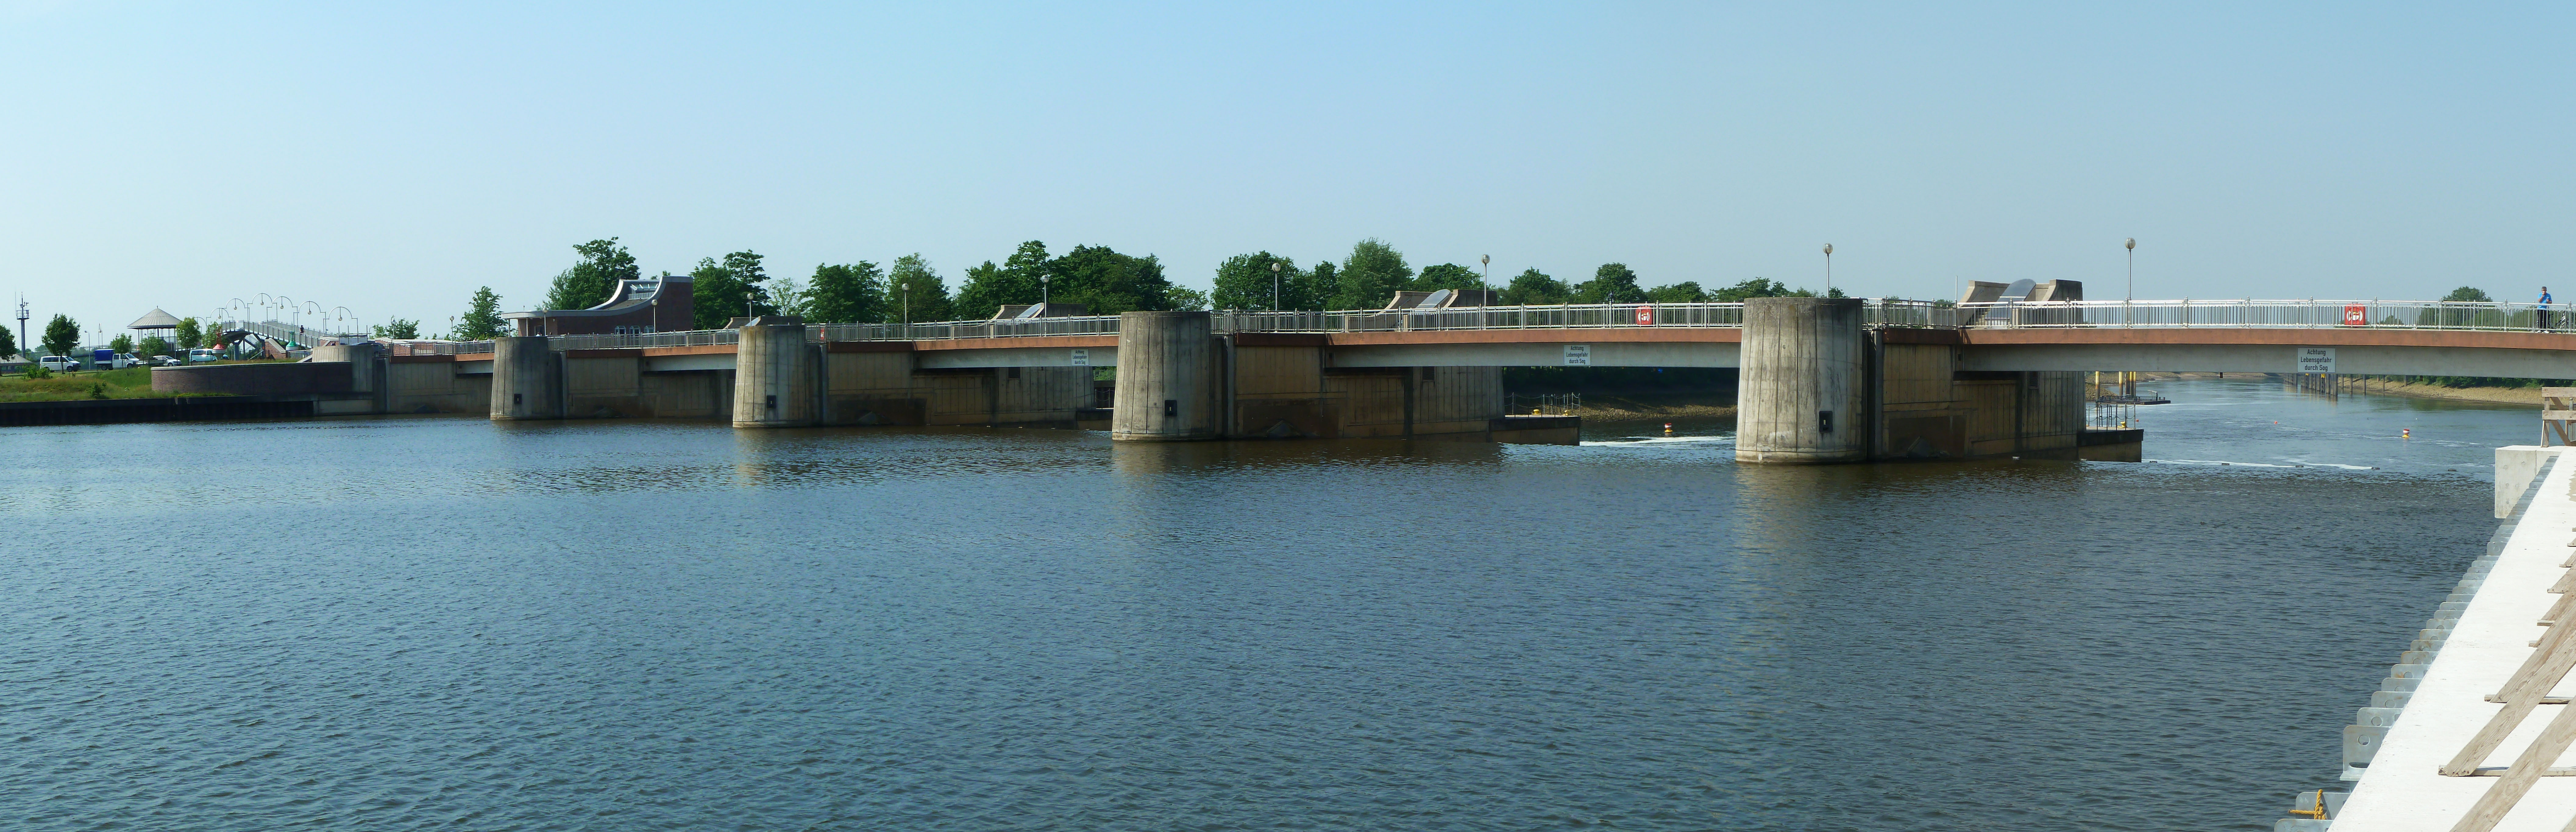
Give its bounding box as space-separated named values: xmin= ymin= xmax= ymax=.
xmin=2297 ymin=348 xmax=2336 ymax=373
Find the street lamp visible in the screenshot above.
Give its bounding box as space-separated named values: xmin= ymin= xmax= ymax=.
xmin=2124 ymin=238 xmax=2137 ymax=301
xmin=1270 ymin=260 xmax=1282 ymax=311
xmin=1821 ymin=244 xmax=1834 ymax=295
xmin=1480 ymin=254 xmax=1490 ymax=288
xmin=900 ymin=281 xmax=910 ymax=327
xmin=1040 ymin=274 xmax=1050 ymax=306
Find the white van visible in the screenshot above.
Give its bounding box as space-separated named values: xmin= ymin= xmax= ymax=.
xmin=187 ymin=349 xmax=220 ymax=363
xmin=39 ymin=356 xmax=79 ymax=372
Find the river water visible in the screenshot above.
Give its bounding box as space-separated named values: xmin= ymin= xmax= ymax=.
xmin=0 ymin=378 xmax=2538 ymax=830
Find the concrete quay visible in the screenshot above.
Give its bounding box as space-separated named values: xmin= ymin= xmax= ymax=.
xmin=2277 ymin=447 xmax=2576 ymax=830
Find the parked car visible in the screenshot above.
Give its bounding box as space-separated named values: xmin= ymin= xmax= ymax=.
xmin=115 ymin=352 xmax=142 ymax=369
xmin=39 ymin=356 xmax=79 ymax=372
xmin=153 ymin=355 xmax=182 ymax=366
xmin=187 ymin=349 xmax=220 ymax=363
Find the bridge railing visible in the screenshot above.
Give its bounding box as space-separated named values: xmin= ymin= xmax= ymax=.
xmin=1960 ymin=299 xmax=2564 ymax=331
xmin=439 ymin=298 xmax=2571 ymax=355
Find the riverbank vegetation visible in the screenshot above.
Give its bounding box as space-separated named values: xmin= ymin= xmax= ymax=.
xmin=0 ymin=366 xmax=160 ymax=402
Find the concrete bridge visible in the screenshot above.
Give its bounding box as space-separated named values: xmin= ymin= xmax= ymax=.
xmin=164 ymin=297 xmax=2576 ymax=462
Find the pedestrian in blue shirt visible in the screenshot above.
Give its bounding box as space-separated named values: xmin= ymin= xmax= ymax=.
xmin=2543 ymin=287 xmax=2556 ymax=332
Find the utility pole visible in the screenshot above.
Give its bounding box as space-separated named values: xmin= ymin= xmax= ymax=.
xmin=14 ymin=294 xmax=27 ymax=359
xmin=1821 ymin=244 xmax=1834 ymax=295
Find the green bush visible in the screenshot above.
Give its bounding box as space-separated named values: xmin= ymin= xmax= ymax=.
xmin=88 ymin=382 xmax=108 ymax=399
xmin=24 ymin=365 xmax=50 ymax=380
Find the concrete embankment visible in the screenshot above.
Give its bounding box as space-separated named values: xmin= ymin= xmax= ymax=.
xmin=2273 ymin=447 xmax=2575 ymax=830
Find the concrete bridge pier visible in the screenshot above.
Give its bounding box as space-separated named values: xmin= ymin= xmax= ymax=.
xmin=1736 ymin=297 xmax=1867 ymax=464
xmin=490 ymin=335 xmax=565 ymax=420
xmin=734 ymin=318 xmax=820 ymax=428
xmin=1111 ymin=311 xmax=1218 ymax=441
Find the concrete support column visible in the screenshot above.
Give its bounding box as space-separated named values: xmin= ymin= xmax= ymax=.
xmin=1736 ymin=297 xmax=1867 ymax=464
xmin=490 ymin=336 xmax=564 ymax=420
xmin=1111 ymin=311 xmax=1216 ymax=441
xmin=733 ymin=320 xmax=819 ymax=428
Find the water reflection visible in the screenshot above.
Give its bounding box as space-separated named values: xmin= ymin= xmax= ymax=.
xmin=0 ymin=378 xmax=2549 ymax=830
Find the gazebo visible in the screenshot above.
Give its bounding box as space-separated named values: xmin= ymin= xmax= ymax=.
xmin=127 ymin=308 xmax=182 ymax=357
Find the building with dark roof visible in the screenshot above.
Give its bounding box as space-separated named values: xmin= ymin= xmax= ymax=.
xmin=502 ymin=274 xmax=694 ymax=336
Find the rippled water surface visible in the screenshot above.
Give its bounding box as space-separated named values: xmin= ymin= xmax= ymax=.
xmin=0 ymin=379 xmax=2540 ymax=830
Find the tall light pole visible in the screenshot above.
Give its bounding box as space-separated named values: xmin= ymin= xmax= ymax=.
xmin=14 ymin=294 xmax=26 ymax=359
xmin=1480 ymin=254 xmax=1491 ymax=288
xmin=1270 ymin=260 xmax=1282 ymax=311
xmin=2124 ymin=238 xmax=2136 ymax=301
xmin=900 ymin=281 xmax=910 ymax=327
xmin=1040 ymin=274 xmax=1050 ymax=306
xmin=1821 ymin=244 xmax=1834 ymax=295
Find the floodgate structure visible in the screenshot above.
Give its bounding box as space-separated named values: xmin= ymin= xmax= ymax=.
xmin=164 ymin=281 xmax=2576 ymax=463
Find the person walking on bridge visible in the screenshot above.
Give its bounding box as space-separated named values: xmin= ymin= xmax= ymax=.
xmin=2542 ymin=286 xmax=2556 ymax=332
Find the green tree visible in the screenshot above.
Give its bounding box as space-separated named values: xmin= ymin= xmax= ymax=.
xmin=1334 ymin=239 xmax=1412 ymax=310
xmin=690 ymin=251 xmax=772 ymax=328
xmin=1410 ymin=263 xmax=1485 ymax=292
xmin=373 ymin=318 xmax=421 ymax=339
xmin=766 ymin=276 xmax=812 ymax=319
xmin=1299 ymin=261 xmax=1337 ymax=310
xmin=175 ymin=317 xmax=203 ymax=350
xmin=2443 ymin=286 xmax=2494 ymax=303
xmin=458 ymin=287 xmax=508 ymax=339
xmin=41 ymin=314 xmax=78 ymax=358
xmin=956 ymin=241 xmax=1052 ymax=318
xmin=0 ymin=321 xmax=15 ymax=359
xmin=139 ymin=335 xmax=172 ymax=358
xmin=1166 ymin=285 xmax=1210 ymax=311
xmin=542 ymin=238 xmax=642 ymax=311
xmin=1213 ymin=252 xmax=1300 ymax=310
xmin=1049 ymin=244 xmax=1183 ymax=313
xmin=805 ymin=261 xmax=887 ymax=323
xmin=888 ymin=254 xmax=953 ymax=323
xmin=110 ymin=334 xmax=134 ymax=354
xmin=1711 ymin=278 xmax=1798 ymax=303
xmin=1645 ymin=281 xmax=1708 ymax=303
xmin=1499 ymin=268 xmax=1568 ymax=304
xmin=1570 ymin=263 xmax=1644 ymax=304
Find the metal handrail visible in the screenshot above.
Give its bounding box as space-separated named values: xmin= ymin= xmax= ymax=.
xmin=415 ymin=298 xmax=2572 ymax=353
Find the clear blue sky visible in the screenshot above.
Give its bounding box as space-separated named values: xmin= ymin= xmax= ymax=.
xmin=2 ymin=2 xmax=2567 ymax=339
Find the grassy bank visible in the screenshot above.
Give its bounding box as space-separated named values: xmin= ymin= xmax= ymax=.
xmin=0 ymin=366 xmax=166 ymax=402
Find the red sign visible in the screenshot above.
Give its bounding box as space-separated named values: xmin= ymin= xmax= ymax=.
xmin=1633 ymin=305 xmax=1656 ymax=326
xmin=2343 ymin=305 xmax=2368 ymax=326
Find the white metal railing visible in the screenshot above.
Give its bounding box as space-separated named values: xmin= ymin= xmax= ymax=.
xmin=422 ymin=298 xmax=2574 ymax=354
xmin=220 ymin=318 xmax=361 ymax=348
xmin=1960 ymin=299 xmax=2570 ymax=331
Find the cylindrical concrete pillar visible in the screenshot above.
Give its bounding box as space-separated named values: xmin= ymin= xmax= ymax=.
xmin=490 ymin=336 xmax=564 ymax=420
xmin=1735 ymin=297 xmax=1866 ymax=464
xmin=732 ymin=320 xmax=819 ymax=428
xmin=1110 ymin=311 xmax=1216 ymax=441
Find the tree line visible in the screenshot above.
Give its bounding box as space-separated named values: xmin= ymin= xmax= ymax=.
xmin=436 ymin=236 xmax=1848 ymax=340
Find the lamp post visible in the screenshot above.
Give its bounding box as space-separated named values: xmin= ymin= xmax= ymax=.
xmin=900 ymin=282 xmax=910 ymax=328
xmin=334 ymin=306 xmax=353 ymax=338
xmin=2125 ymin=237 xmax=2137 ymax=328
xmin=1821 ymin=244 xmax=1834 ymax=295
xmin=1040 ymin=274 xmax=1050 ymax=306
xmin=1270 ymin=260 xmax=1282 ymax=311
xmin=1481 ymin=254 xmax=1490 ymax=288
